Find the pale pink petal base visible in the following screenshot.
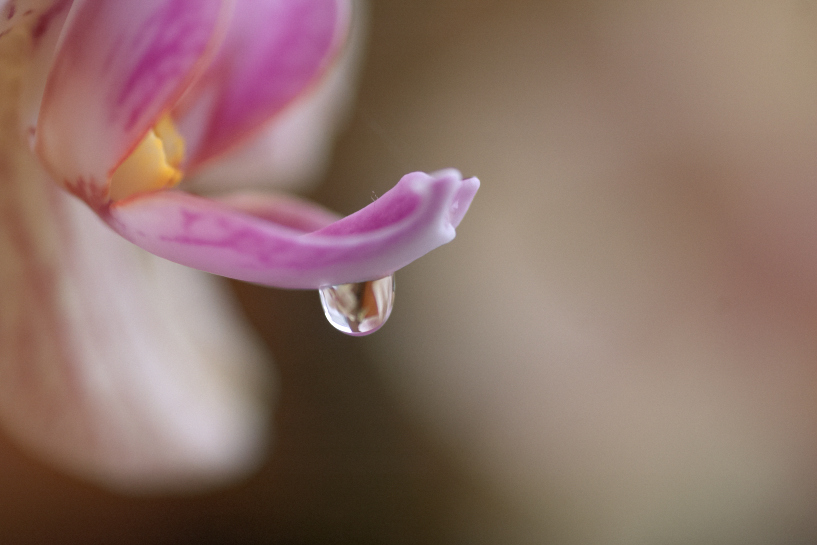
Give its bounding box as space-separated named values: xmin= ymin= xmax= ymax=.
xmin=0 ymin=128 xmax=272 ymax=492
xmin=105 ymin=170 xmax=480 ymax=289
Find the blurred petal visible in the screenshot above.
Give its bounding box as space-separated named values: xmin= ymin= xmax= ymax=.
xmin=34 ymin=0 xmax=229 ymax=206
xmin=175 ymin=0 xmax=350 ymax=169
xmin=2 ymin=0 xmax=73 ymax=165
xmin=4 ymin=0 xmax=74 ymax=135
xmin=105 ymin=170 xmax=479 ymax=289
xmin=0 ymin=156 xmax=271 ymax=493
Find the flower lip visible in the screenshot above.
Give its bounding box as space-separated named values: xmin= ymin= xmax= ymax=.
xmin=104 ymin=169 xmax=480 ymax=289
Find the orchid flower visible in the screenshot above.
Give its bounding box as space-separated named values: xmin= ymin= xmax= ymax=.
xmin=26 ymin=0 xmax=478 ymax=290
xmin=0 ymin=0 xmax=477 ymax=490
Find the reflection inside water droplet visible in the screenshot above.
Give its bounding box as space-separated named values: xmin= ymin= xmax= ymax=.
xmin=319 ymin=275 xmax=395 ymax=336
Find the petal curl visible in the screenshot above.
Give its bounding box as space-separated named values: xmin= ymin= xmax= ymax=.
xmin=104 ymin=170 xmax=480 ymax=289
xmin=175 ymin=0 xmax=350 ymax=169
xmin=34 ymin=0 xmax=229 ymax=207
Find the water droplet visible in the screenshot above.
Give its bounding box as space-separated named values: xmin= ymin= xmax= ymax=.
xmin=319 ymin=275 xmax=395 ymax=336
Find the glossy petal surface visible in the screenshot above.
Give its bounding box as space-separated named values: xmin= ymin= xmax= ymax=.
xmin=35 ymin=0 xmax=228 ymax=206
xmin=106 ymin=170 xmax=479 ymax=289
xmin=175 ymin=0 xmax=349 ymax=169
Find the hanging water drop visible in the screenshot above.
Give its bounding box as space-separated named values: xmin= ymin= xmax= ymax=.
xmin=319 ymin=274 xmax=395 ymax=336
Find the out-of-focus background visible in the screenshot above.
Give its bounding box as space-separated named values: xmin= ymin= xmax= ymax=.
xmin=5 ymin=0 xmax=817 ymax=543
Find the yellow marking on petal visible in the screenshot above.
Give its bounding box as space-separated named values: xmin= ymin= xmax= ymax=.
xmin=109 ymin=114 xmax=185 ymax=201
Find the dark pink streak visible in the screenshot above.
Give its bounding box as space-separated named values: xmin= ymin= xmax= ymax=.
xmin=65 ymin=176 xmax=109 ymax=212
xmin=31 ymin=0 xmax=71 ymax=43
xmin=113 ymin=0 xmax=220 ymax=131
xmin=315 ymin=190 xmax=419 ymax=236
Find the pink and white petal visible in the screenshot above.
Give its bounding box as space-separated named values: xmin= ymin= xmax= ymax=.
xmin=186 ymin=0 xmax=365 ymax=192
xmin=216 ymin=190 xmax=341 ymax=232
xmin=105 ymin=170 xmax=480 ymax=289
xmin=175 ymin=0 xmax=350 ymax=169
xmin=34 ymin=0 xmax=229 ymax=207
xmin=0 ymin=131 xmax=271 ymax=492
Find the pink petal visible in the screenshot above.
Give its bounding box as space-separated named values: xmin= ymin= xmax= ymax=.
xmin=185 ymin=8 xmax=364 ymax=193
xmin=34 ymin=0 xmax=228 ymax=207
xmin=104 ymin=170 xmax=480 ymax=289
xmin=174 ymin=0 xmax=350 ymax=169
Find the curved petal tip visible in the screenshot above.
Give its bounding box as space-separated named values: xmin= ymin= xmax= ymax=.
xmin=434 ymin=168 xmax=479 ymax=228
